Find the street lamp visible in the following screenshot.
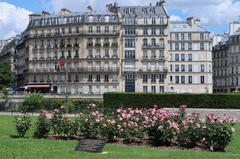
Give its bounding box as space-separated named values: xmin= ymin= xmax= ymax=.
xmin=59 ymin=60 xmax=68 ymax=100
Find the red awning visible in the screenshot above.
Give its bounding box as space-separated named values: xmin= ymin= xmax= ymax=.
xmin=26 ymin=85 xmax=50 ymax=88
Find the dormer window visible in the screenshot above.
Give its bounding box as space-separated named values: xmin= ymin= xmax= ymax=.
xmin=151 ymin=8 xmax=155 ymax=14
xmin=105 ymin=16 xmax=110 ymax=22
xmin=142 ymin=8 xmax=148 ymax=14
xmin=89 ymin=16 xmax=93 ymax=22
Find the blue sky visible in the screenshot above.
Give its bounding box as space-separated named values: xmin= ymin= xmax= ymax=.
xmin=1 ymin=0 xmax=240 ymax=39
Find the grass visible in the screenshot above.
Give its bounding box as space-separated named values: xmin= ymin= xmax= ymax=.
xmin=0 ymin=116 xmax=240 ymax=159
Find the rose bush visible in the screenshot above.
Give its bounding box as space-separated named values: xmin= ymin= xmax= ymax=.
xmin=15 ymin=113 xmax=31 ymax=137
xmin=17 ymin=104 xmax=238 ymax=152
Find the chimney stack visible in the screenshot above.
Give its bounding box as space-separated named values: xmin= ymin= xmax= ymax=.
xmin=87 ymin=5 xmax=93 ymax=14
xmin=29 ymin=14 xmax=41 ymax=21
xmin=187 ymin=17 xmax=195 ymax=26
xmin=42 ymin=11 xmax=50 ymax=17
xmin=60 ymin=8 xmax=71 ymax=16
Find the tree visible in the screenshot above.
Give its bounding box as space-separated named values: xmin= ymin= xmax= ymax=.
xmin=0 ymin=59 xmax=16 ymax=90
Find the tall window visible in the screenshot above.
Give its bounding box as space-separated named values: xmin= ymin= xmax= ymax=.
xmin=188 ymin=76 xmax=192 ymax=84
xmin=188 ymin=54 xmax=192 ymax=61
xmin=160 ymin=26 xmax=164 ymax=35
xmin=200 ymin=76 xmax=205 ymax=84
xmin=143 ymin=27 xmax=148 ymax=35
xmin=143 ymin=74 xmax=148 ymax=82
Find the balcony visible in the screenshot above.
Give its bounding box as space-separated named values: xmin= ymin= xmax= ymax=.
xmin=103 ymin=42 xmax=110 ymax=48
xmin=111 ymin=42 xmax=118 ymax=48
xmin=95 ymin=43 xmax=101 ymax=48
xmin=87 ymin=42 xmax=93 ymax=48
xmin=74 ymin=43 xmax=79 ymax=48
xmin=66 ymin=44 xmax=72 ymax=48
xmin=32 ymin=57 xmax=38 ymax=61
xmin=142 ymin=44 xmax=165 ymax=49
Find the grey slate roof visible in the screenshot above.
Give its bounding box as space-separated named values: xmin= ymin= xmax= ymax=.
xmin=28 ymin=11 xmax=119 ymax=28
xmin=231 ymin=28 xmax=240 ymax=36
xmin=118 ymin=5 xmax=169 ymax=17
xmin=170 ymin=21 xmax=208 ymax=33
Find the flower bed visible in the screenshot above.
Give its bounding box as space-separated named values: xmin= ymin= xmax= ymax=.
xmin=16 ymin=104 xmax=238 ymax=152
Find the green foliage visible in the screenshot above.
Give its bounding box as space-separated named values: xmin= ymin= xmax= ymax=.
xmin=18 ymin=95 xmax=103 ymax=113
xmin=0 ymin=59 xmax=16 ymax=88
xmin=15 ymin=113 xmax=31 ymax=137
xmin=104 ymin=93 xmax=240 ymax=109
xmin=33 ymin=110 xmax=51 ymax=138
xmin=19 ymin=93 xmax=44 ymax=112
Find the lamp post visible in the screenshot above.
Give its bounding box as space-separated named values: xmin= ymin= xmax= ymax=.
xmin=59 ymin=60 xmax=68 ymax=100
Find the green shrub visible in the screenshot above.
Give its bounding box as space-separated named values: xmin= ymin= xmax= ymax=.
xmin=34 ymin=110 xmax=51 ymax=138
xmin=19 ymin=93 xmax=44 ymax=112
xmin=104 ymin=93 xmax=240 ymax=109
xmin=15 ymin=113 xmax=31 ymax=137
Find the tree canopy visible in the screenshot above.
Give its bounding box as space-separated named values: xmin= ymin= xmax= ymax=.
xmin=0 ymin=59 xmax=16 ymax=90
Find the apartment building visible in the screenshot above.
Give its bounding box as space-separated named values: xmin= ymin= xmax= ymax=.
xmin=168 ymin=17 xmax=213 ymax=93
xmin=213 ymin=20 xmax=240 ymax=93
xmin=12 ymin=1 xmax=212 ymax=95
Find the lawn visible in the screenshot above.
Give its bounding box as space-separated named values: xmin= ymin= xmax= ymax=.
xmin=0 ymin=115 xmax=240 ymax=159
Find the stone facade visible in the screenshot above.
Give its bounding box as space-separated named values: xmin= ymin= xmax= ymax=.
xmin=12 ymin=1 xmax=212 ymax=95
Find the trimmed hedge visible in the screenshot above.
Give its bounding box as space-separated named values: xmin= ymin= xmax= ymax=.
xmin=103 ymin=93 xmax=240 ymax=109
xmin=19 ymin=93 xmax=103 ymax=113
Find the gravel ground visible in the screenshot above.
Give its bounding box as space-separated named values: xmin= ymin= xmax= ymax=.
xmin=1 ymin=108 xmax=240 ymax=118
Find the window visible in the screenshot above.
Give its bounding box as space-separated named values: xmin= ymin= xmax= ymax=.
xmin=181 ymin=33 xmax=185 ymax=40
xmin=188 ymin=33 xmax=192 ymax=40
xmin=200 ymin=43 xmax=204 ymax=50
xmin=175 ymin=76 xmax=179 ymax=84
xmin=200 ymin=76 xmax=205 ymax=84
xmin=175 ymin=54 xmax=179 ymax=61
xmin=151 ymin=27 xmax=156 ymax=35
xmin=96 ymin=74 xmax=100 ymax=82
xmin=160 ymin=50 xmax=164 ymax=57
xmin=143 ymin=74 xmax=148 ymax=82
xmin=151 ymin=86 xmax=156 ymax=93
xmin=88 ymin=26 xmax=92 ymax=33
xmin=143 ymin=38 xmax=148 ymax=46
xmin=105 ymin=26 xmax=109 ymax=33
xmin=151 ymin=74 xmax=156 ymax=82
xmin=105 ymin=16 xmax=110 ymax=22
xmin=188 ymin=64 xmax=192 ymax=72
xmin=181 ymin=54 xmax=185 ymax=61
xmin=188 ymin=54 xmax=192 ymax=61
xmin=125 ymin=38 xmax=135 ymax=47
xmin=159 ymin=86 xmax=164 ymax=93
xmin=175 ymin=43 xmax=179 ymax=50
xmin=188 ymin=76 xmax=192 ymax=84
xmin=160 ymin=26 xmax=164 ymax=35
xmin=188 ymin=43 xmax=192 ymax=50
xmin=175 ymin=65 xmax=179 ymax=72
xmin=151 ymin=38 xmax=156 ymax=46
xmin=151 ymin=50 xmax=156 ymax=58
xmin=104 ymin=74 xmax=109 ymax=82
xmin=181 ymin=76 xmax=185 ymax=84
xmin=201 ymin=64 xmax=205 ymax=72
xmin=96 ymin=25 xmax=101 ymax=33
xmin=143 ymin=27 xmax=148 ymax=35
xmin=143 ymin=50 xmax=148 ymax=58
xmin=88 ymin=74 xmax=92 ymax=82
xmin=181 ymin=65 xmax=185 ymax=72
xmin=159 ymin=74 xmax=164 ymax=82
xmin=125 ymin=50 xmax=135 ymax=59
xmin=175 ymin=33 xmax=179 ymax=40
xmin=152 ymin=17 xmax=156 ymax=24
xmin=181 ymin=43 xmax=185 ymax=50
xmin=143 ymin=16 xmax=148 ymax=24
xmin=200 ymin=33 xmax=204 ymax=40
xmin=160 ymin=16 xmax=164 ymax=24
xmin=143 ymin=86 xmax=148 ymax=92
